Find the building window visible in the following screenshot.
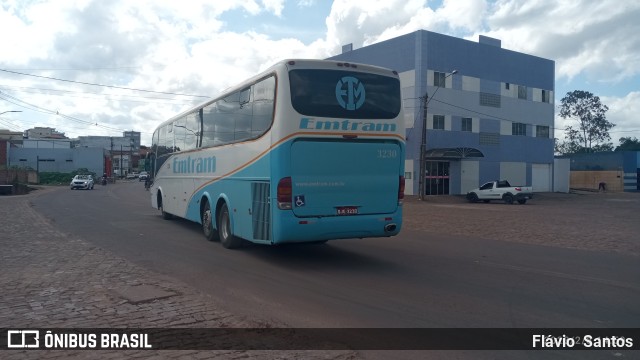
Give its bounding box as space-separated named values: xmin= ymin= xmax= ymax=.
xmin=479 ymin=132 xmax=500 ymax=146
xmin=480 ymin=92 xmax=501 ymax=107
xmin=433 ymin=115 xmax=445 ymax=130
xmin=505 ymin=83 xmax=510 ymax=90
xmin=461 ymin=118 xmax=472 ymax=132
xmin=512 ymin=122 xmax=527 ymax=136
xmin=536 ymin=125 xmax=550 ymax=138
xmin=433 ymin=72 xmax=446 ymax=87
xmin=541 ymin=89 xmax=550 ymax=103
xmin=518 ymin=85 xmax=527 ymax=100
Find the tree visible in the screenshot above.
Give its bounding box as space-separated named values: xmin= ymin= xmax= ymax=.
xmin=555 ymin=127 xmax=585 ymax=155
xmin=558 ymin=90 xmax=614 ymax=153
xmin=615 ymin=137 xmax=640 ymax=151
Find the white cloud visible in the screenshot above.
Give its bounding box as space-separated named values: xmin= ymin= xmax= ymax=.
xmin=261 ymin=0 xmax=285 ymax=16
xmin=1 ymin=0 xmax=638 ymax=143
xmin=483 ymin=0 xmax=640 ymax=83
xmin=324 ymin=0 xmax=487 ymax=51
xmin=603 ymin=92 xmax=640 ymax=141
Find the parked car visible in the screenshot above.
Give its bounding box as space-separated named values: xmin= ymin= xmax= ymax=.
xmin=70 ymin=175 xmax=94 ymax=190
xmin=466 ymin=180 xmax=533 ymax=204
xmin=138 ymin=171 xmax=149 ymax=181
xmin=126 ymin=172 xmax=139 ymax=180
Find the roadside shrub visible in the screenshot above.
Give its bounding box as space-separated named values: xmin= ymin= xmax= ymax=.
xmin=39 ymin=168 xmax=97 ymax=185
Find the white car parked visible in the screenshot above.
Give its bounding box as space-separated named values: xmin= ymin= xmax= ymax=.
xmin=466 ymin=180 xmax=533 ymax=204
xmin=70 ymin=175 xmax=94 ymax=190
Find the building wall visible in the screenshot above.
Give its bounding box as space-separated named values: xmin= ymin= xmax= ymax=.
xmin=560 ymin=151 xmax=640 ymax=192
xmin=329 ymin=30 xmax=555 ymax=195
xmin=623 ymin=151 xmax=640 ymax=191
xmin=553 ymin=158 xmax=570 ymax=193
xmin=0 ymin=140 xmax=7 ymax=168
xmin=570 ymin=171 xmax=624 ymax=192
xmin=77 ymin=132 xmax=141 ymax=151
xmin=23 ymin=139 xmax=72 ymax=149
xmin=8 ymin=147 xmax=105 ymax=175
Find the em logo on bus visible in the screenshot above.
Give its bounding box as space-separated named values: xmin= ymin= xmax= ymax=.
xmin=335 ymin=76 xmax=365 ymax=110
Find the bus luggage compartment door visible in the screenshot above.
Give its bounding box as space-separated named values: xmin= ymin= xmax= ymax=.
xmin=290 ymin=139 xmax=401 ymax=218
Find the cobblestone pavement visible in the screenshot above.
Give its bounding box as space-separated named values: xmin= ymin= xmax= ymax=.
xmin=404 ymin=191 xmax=640 ymax=256
xmin=0 ymin=188 xmax=356 ymax=359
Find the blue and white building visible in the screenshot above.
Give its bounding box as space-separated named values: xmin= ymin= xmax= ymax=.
xmin=329 ymin=30 xmax=555 ymax=195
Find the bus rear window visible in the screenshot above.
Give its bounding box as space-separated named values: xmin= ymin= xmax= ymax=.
xmin=289 ymin=69 xmax=401 ymax=119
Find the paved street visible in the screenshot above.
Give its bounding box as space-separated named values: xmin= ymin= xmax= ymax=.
xmin=1 ymin=185 xmax=639 ymax=360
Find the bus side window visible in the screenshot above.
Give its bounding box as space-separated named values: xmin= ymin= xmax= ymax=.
xmin=184 ymin=112 xmax=199 ymax=150
xmin=201 ymin=103 xmax=217 ymax=148
xmin=173 ymin=116 xmax=186 ymax=152
xmin=235 ymin=87 xmax=252 ymax=142
xmin=252 ymin=76 xmax=275 ymax=137
xmin=217 ymin=92 xmax=239 ymax=145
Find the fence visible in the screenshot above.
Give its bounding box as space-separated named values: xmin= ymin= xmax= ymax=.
xmin=0 ymin=169 xmax=39 ymax=185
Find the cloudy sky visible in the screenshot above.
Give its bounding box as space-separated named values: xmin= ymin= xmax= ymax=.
xmin=0 ymin=0 xmax=638 ymax=146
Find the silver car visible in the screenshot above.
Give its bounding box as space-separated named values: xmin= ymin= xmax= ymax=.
xmin=70 ymin=175 xmax=94 ymax=190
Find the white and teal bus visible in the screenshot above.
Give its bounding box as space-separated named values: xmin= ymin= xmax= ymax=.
xmin=150 ymin=59 xmax=405 ymax=248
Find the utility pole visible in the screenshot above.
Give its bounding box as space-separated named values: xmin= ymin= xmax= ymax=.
xmin=120 ymin=144 xmax=123 ymax=179
xmin=417 ymin=70 xmax=457 ymax=200
xmin=418 ymin=94 xmax=428 ymax=201
xmin=129 ymin=136 xmax=134 ymax=174
xmin=110 ymin=137 xmax=115 ymax=183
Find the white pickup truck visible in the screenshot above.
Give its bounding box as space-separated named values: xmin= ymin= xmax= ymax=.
xmin=466 ymin=180 xmax=533 ymax=204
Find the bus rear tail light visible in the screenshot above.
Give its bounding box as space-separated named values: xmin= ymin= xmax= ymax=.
xmin=277 ymin=177 xmax=292 ymax=210
xmin=398 ymin=176 xmax=405 ymax=205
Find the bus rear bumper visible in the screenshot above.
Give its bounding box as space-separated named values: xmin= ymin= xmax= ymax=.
xmin=271 ymin=208 xmax=403 ymax=244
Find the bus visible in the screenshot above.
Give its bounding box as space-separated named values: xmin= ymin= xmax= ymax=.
xmin=150 ymin=59 xmax=405 ymax=248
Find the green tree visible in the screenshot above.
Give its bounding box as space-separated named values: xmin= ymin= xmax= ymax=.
xmin=615 ymin=137 xmax=640 ymax=151
xmin=558 ymin=90 xmax=614 ymax=153
xmin=554 ymin=127 xmax=585 ymax=155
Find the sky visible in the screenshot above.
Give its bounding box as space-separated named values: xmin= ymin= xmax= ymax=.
xmin=0 ymin=0 xmax=639 ymax=147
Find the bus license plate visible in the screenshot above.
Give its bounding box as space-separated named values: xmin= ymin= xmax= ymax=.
xmin=336 ymin=206 xmax=358 ymax=215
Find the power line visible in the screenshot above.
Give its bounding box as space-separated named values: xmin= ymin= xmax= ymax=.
xmin=0 ymin=118 xmax=22 ymax=131
xmin=0 ymin=68 xmax=211 ymax=98
xmin=0 ymin=84 xmax=198 ymax=105
xmin=0 ymin=91 xmax=149 ymax=134
xmin=2 ymin=66 xmax=141 ymax=71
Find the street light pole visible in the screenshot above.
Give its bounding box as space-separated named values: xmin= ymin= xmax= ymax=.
xmin=129 ymin=137 xmax=134 ymax=174
xmin=0 ymin=110 xmax=22 ymax=116
xmin=418 ymin=70 xmax=457 ymax=201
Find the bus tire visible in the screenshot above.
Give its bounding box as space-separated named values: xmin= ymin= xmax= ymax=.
xmin=159 ymin=193 xmax=173 ymax=220
xmin=202 ymin=201 xmax=219 ymax=242
xmin=218 ymin=203 xmax=243 ymax=249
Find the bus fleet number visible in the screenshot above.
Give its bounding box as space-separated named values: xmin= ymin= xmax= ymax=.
xmin=377 ymin=149 xmax=398 ymax=159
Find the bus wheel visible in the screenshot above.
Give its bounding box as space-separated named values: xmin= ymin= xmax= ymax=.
xmin=218 ymin=203 xmax=243 ymax=249
xmin=202 ymin=202 xmax=219 ymax=242
xmin=159 ymin=195 xmax=173 ymax=220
